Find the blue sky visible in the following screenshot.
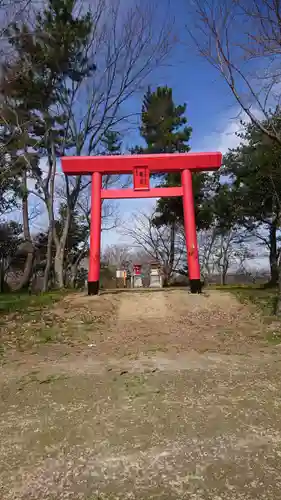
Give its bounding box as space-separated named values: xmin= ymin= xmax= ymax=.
xmin=120 ymin=0 xmax=236 ymax=152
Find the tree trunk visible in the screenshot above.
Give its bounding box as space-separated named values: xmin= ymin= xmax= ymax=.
xmin=166 ymin=221 xmax=176 ymax=286
xmin=14 ymin=171 xmax=34 ymax=291
xmin=0 ymin=259 xmax=5 ymax=293
xmin=43 ymin=145 xmax=56 ymax=292
xmin=66 ymin=242 xmax=88 ymax=288
xmin=268 ymin=221 xmax=279 ymax=286
xmin=53 ymin=180 xmax=78 ymax=289
xmin=69 ymin=262 xmax=80 ymax=288
xmin=220 ymin=268 xmax=225 ymax=286
xmin=69 ymin=265 xmax=77 ymax=288
xmin=162 ymin=272 xmax=169 ymax=287
xmin=275 ymin=255 xmax=281 ymax=315
xmin=43 ymin=231 xmax=54 ymax=292
xmin=54 ymin=251 xmax=64 ymax=289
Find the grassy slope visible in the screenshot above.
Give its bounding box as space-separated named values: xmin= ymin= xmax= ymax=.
xmin=209 ymin=284 xmax=281 ymax=344
xmin=0 ymin=290 xmax=68 ymax=315
xmin=209 ymin=285 xmax=277 ymax=314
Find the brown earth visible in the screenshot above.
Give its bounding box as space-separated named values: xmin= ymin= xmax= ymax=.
xmin=1 ymin=289 xmax=281 ymax=499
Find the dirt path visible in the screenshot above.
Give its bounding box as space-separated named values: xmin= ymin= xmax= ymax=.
xmin=118 ymin=292 xmax=168 ymax=321
xmin=1 ymin=290 xmax=281 ymax=499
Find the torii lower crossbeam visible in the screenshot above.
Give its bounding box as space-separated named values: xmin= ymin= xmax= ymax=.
xmin=61 ymin=152 xmax=222 ymax=295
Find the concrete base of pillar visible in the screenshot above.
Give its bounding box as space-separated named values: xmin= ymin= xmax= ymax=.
xmin=88 ymin=280 xmax=99 ymax=295
xmin=190 ymin=279 xmax=202 ymax=294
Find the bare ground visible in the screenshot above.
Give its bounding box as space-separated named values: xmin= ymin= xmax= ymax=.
xmin=1 ymin=289 xmax=281 ymax=499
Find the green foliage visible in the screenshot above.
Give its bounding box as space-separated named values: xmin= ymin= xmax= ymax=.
xmin=57 ymin=203 xmax=89 ymax=262
xmin=1 ymin=0 xmax=96 ymax=186
xmin=0 ymin=221 xmax=22 ymax=261
xmin=154 ymin=170 xmax=212 ymax=228
xmin=0 ymin=290 xmax=65 ymax=315
xmin=100 ymin=131 xmax=122 ymax=155
xmin=5 ymin=0 xmax=95 ymax=105
xmin=136 ymin=86 xmax=192 ymax=155
xmin=224 ymin=113 xmax=281 ymax=228
xmin=224 ymin=112 xmax=281 ymax=284
xmin=0 ymin=107 xmax=38 ymax=214
xmin=0 ymin=221 xmax=23 ymax=292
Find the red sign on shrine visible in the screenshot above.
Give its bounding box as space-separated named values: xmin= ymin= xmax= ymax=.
xmin=133 ymin=264 xmax=142 ymax=275
xmin=61 ymin=152 xmax=222 ymax=295
xmin=133 ymin=166 xmax=149 ymax=190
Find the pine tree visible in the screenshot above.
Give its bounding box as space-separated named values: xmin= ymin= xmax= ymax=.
xmin=133 ymin=85 xmax=207 ymax=233
xmin=139 ymin=86 xmax=192 ymax=155
xmin=100 ymin=130 xmax=122 ymax=155
xmin=224 ymin=114 xmax=281 ymax=286
xmin=2 ymin=0 xmax=95 ymax=159
xmin=132 ymin=86 xmax=192 ymax=221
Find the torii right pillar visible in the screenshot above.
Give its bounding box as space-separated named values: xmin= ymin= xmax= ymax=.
xmin=182 ymin=168 xmax=201 ymax=293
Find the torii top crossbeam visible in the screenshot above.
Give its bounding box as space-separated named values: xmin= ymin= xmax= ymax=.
xmin=61 ymin=152 xmax=222 ymax=175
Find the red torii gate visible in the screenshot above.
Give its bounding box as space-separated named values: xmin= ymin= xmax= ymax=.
xmin=61 ymin=152 xmax=222 ymax=295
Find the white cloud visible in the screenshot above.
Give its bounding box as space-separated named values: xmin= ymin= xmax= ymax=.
xmin=198 ymin=108 xmax=265 ymax=155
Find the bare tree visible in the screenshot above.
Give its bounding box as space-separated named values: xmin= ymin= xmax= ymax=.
xmin=123 ymin=210 xmax=185 ymax=285
xmin=102 ymin=244 xmax=133 ymax=268
xmin=197 ymin=226 xmax=255 ymax=285
xmin=188 ymin=0 xmax=281 ymax=144
xmin=214 ymin=230 xmax=248 ymax=285
xmin=42 ymin=171 xmax=125 ymax=288
xmin=0 ymin=0 xmax=36 ymax=66
xmin=198 ymin=228 xmax=218 ymax=281
xmin=42 ymin=141 xmax=57 ymax=291
xmin=0 ymin=0 xmax=32 ymax=38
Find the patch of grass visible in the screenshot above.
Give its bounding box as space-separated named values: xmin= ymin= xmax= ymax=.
xmin=0 ymin=290 xmax=82 ymax=352
xmin=0 ymin=342 xmax=5 ymax=357
xmin=38 ymin=326 xmax=60 ymax=344
xmin=208 ymin=283 xmax=266 ymax=291
xmin=210 ymin=284 xmax=278 ymax=316
xmin=231 ymin=287 xmax=277 ymax=316
xmin=146 ymin=345 xmax=169 ymax=354
xmin=266 ymin=331 xmax=281 ymax=344
xmin=79 ymin=310 xmax=106 ymax=325
xmin=0 ymin=290 xmax=67 ymax=315
xmin=113 ymin=373 xmax=161 ymax=399
xmin=216 ymin=285 xmax=281 ymax=344
xmin=112 ymin=373 xmax=148 ymax=399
